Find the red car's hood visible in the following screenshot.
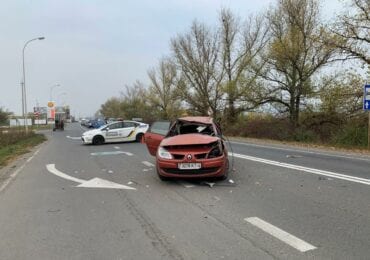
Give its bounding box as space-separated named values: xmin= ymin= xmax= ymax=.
xmin=161 ymin=134 xmax=219 ymax=147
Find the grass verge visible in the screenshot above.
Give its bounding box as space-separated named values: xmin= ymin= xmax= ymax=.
xmin=227 ymin=136 xmax=370 ymax=155
xmin=0 ymin=133 xmax=46 ymax=167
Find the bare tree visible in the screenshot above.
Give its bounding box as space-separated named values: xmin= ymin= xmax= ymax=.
xmin=330 ymin=0 xmax=370 ymax=65
xmin=120 ymin=81 xmax=153 ymax=121
xmin=171 ymin=21 xmax=223 ymax=117
xmin=320 ymin=71 xmax=365 ymax=115
xmin=259 ymin=0 xmax=336 ymax=127
xmin=219 ymin=8 xmax=269 ymax=123
xmin=147 ymin=58 xmax=181 ymax=119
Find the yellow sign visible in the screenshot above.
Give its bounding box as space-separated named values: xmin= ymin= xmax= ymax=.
xmin=47 ymin=101 xmax=55 ymax=108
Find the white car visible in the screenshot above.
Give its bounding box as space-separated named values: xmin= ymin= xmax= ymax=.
xmin=82 ymin=120 xmax=149 ymax=145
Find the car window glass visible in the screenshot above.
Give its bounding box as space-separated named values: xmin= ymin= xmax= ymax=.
xmin=123 ymin=121 xmax=136 ymax=128
xmin=109 ymin=122 xmax=122 ymax=129
xmin=150 ymin=121 xmax=170 ymax=135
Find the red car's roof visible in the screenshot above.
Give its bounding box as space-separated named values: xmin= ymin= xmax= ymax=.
xmin=178 ymin=116 xmax=213 ymax=124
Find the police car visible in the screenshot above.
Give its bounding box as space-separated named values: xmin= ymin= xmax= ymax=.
xmin=82 ymin=120 xmax=149 ymax=145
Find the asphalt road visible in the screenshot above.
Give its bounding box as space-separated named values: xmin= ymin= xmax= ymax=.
xmin=0 ymin=122 xmax=369 ymax=260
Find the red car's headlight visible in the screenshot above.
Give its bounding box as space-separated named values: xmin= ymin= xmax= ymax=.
xmin=158 ymin=147 xmax=173 ymax=159
xmin=208 ymin=145 xmax=223 ymax=158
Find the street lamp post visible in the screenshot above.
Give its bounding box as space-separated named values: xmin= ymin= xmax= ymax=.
xmin=50 ymin=84 xmax=60 ymax=101
xmin=22 ymin=36 xmax=45 ymax=133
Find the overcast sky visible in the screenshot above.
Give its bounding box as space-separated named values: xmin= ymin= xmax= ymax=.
xmin=0 ymin=0 xmax=343 ymax=118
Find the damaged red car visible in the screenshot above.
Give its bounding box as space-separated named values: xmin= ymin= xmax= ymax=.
xmin=144 ymin=117 xmax=229 ymax=181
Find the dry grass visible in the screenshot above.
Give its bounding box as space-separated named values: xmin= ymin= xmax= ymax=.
xmin=0 ymin=129 xmax=46 ymax=167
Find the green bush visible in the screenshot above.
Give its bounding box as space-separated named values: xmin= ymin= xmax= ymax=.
xmin=293 ymin=128 xmax=317 ymax=142
xmin=332 ymin=124 xmax=367 ymax=148
xmin=0 ymin=129 xmax=46 ymax=166
xmin=222 ymin=111 xmax=369 ymax=148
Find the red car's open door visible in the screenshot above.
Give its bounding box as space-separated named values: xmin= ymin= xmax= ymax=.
xmin=144 ymin=121 xmax=171 ymax=156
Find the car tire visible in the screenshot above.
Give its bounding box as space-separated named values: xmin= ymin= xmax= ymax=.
xmin=92 ymin=135 xmax=104 ymax=145
xmin=135 ymin=133 xmax=144 ymax=142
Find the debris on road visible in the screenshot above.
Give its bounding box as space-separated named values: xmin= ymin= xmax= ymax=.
xmin=286 ymin=154 xmax=303 ymax=158
xmin=228 ymin=179 xmax=234 ymax=184
xmin=203 ymin=182 xmax=215 ymax=188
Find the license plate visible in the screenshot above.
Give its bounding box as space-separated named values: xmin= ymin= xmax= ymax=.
xmin=178 ymin=163 xmax=201 ymax=170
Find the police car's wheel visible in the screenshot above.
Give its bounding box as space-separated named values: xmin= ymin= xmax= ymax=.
xmin=92 ymin=135 xmax=104 ymax=145
xmin=135 ymin=133 xmax=144 ymax=142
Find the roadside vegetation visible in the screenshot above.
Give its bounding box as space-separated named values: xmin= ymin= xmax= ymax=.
xmin=0 ymin=129 xmax=46 ymax=167
xmin=98 ymin=0 xmax=369 ymax=148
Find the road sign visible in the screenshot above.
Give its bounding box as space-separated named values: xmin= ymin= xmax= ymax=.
xmin=364 ymin=84 xmax=370 ymax=110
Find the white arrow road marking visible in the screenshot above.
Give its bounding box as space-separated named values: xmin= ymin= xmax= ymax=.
xmin=66 ymin=136 xmax=82 ymax=140
xmin=230 ymin=153 xmax=370 ymax=186
xmin=245 ymin=217 xmax=316 ymax=252
xmin=46 ymin=164 xmax=136 ymax=190
xmin=142 ymin=161 xmax=155 ymax=167
xmin=90 ymin=151 xmax=133 ymax=156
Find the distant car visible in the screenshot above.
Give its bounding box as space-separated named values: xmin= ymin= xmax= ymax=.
xmin=91 ymin=120 xmax=106 ymax=129
xmin=107 ymin=118 xmax=116 ymax=124
xmin=82 ymin=120 xmax=149 ymax=145
xmin=144 ymin=117 xmax=229 ymax=181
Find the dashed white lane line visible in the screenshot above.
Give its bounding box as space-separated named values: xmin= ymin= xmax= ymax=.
xmin=142 ymin=161 xmax=155 ymax=167
xmin=66 ymin=136 xmax=81 ymax=140
xmin=230 ymin=152 xmax=370 ymax=186
xmin=0 ymin=148 xmax=40 ymax=192
xmin=245 ymin=217 xmax=317 ymax=253
xmin=114 ymin=146 xmax=120 ymax=149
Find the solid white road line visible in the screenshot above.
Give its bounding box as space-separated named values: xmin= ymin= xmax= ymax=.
xmin=0 ymin=164 xmax=26 ymax=192
xmin=245 ymin=217 xmax=317 ymax=253
xmin=90 ymin=151 xmax=133 ymax=156
xmin=142 ymin=161 xmax=155 ymax=167
xmin=0 ymin=148 xmax=40 ymax=192
xmin=230 ymin=152 xmax=370 ymax=186
xmin=230 ymin=141 xmax=370 ymax=162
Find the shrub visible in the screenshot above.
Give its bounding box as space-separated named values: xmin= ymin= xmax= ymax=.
xmin=331 ymin=124 xmax=367 ymax=148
